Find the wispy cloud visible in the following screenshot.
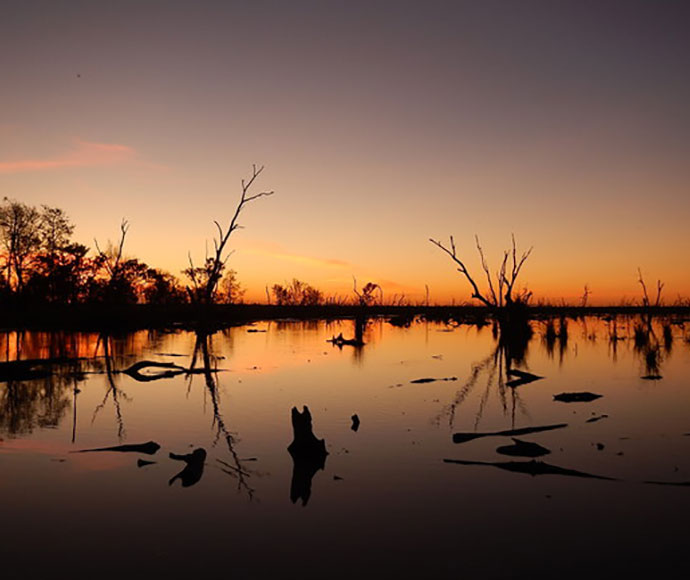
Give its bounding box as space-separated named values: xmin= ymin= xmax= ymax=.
xmin=0 ymin=139 xmax=136 ymax=174
xmin=248 ymin=246 xmax=351 ymax=269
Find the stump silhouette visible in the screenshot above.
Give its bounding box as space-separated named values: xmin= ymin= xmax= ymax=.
xmin=287 ymin=406 xmax=328 ymax=506
xmin=168 ymin=448 xmax=207 ymax=487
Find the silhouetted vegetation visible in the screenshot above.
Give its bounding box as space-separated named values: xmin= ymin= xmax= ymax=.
xmin=0 ymin=198 xmax=186 ymax=308
xmin=271 ymin=278 xmax=323 ymax=306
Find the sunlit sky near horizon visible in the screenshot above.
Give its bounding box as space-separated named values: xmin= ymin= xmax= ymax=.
xmin=2 ymin=0 xmax=689 ymax=304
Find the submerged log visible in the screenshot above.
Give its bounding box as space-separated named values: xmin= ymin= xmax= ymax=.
xmin=327 ymin=333 xmax=364 ymax=347
xmin=74 ymin=441 xmax=161 ymax=455
xmin=452 ymin=423 xmax=568 ymax=444
xmin=444 ymin=458 xmax=616 ymax=480
xmin=553 ymin=392 xmax=602 ymax=403
xmin=123 ymin=360 xmax=187 ymax=382
xmin=505 ymin=369 xmax=543 ymax=388
xmin=496 ymin=438 xmax=551 ymax=458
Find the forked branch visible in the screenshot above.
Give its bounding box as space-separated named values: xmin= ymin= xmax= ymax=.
xmin=430 ymin=234 xmax=532 ymax=308
xmin=187 ymin=165 xmax=274 ymax=305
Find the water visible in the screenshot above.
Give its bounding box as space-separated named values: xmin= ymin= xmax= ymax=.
xmin=1 ymin=316 xmax=689 ymax=579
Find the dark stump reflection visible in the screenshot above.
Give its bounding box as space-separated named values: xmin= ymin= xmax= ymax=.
xmin=287 ymin=406 xmax=328 ymax=506
xmin=169 ymin=448 xmax=207 ymax=487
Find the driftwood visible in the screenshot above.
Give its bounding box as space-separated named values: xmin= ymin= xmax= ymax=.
xmin=123 ymin=360 xmax=187 ymax=382
xmin=553 ymin=392 xmax=602 ymax=403
xmin=496 ymin=438 xmax=551 ymax=458
xmin=452 ymin=423 xmax=568 ymax=444
xmin=169 ymin=448 xmax=207 ymax=487
xmin=74 ymin=441 xmax=161 ymax=455
xmin=410 ymin=376 xmax=458 ymax=384
xmin=287 ymin=406 xmax=328 ymax=506
xmin=327 ymin=333 xmax=364 ymax=347
xmin=444 ymin=458 xmax=616 ymax=480
xmin=505 ymin=369 xmax=543 ymax=388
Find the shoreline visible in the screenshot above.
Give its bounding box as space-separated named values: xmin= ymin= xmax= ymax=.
xmin=2 ymin=303 xmax=689 ymax=332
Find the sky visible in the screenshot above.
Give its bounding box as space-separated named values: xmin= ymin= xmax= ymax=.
xmin=1 ymin=0 xmax=689 ymax=304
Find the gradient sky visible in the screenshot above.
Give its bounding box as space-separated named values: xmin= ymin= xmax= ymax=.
xmin=2 ymin=0 xmax=689 ymax=304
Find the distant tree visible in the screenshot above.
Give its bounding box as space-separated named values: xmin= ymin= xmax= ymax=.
xmin=353 ymin=278 xmax=381 ymax=306
xmin=0 ymin=198 xmax=41 ymax=292
xmin=272 ymin=279 xmax=323 ymax=306
xmin=92 ymin=220 xmax=151 ymax=304
xmin=39 ymin=205 xmax=74 ymax=258
xmin=218 ymin=269 xmax=245 ymax=304
xmin=142 ymin=267 xmax=187 ymax=305
xmin=186 ymin=165 xmax=273 ymax=305
xmin=26 ymin=242 xmax=92 ymax=303
xmin=27 ymin=206 xmax=79 ymax=302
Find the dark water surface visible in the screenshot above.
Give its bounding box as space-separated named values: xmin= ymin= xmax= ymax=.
xmin=1 ymin=317 xmax=689 ymax=579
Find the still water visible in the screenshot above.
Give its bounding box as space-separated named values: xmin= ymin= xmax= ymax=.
xmin=1 ymin=316 xmax=689 ymax=579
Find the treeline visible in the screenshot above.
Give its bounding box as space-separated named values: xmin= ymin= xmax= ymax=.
xmin=0 ymin=197 xmax=376 ymax=310
xmin=0 ymin=198 xmax=243 ymax=307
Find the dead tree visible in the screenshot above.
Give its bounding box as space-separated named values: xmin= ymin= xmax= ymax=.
xmin=429 ymin=234 xmax=532 ymax=309
xmin=353 ymin=278 xmax=381 ymax=307
xmin=637 ymin=268 xmax=663 ymax=308
xmin=186 ymin=165 xmax=273 ymax=305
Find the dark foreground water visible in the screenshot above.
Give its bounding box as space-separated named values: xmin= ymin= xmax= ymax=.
xmin=1 ymin=316 xmax=689 ymax=579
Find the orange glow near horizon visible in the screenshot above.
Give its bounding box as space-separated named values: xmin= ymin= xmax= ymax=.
xmin=2 ymin=3 xmax=689 ymax=306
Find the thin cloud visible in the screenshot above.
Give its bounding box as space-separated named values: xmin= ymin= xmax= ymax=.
xmin=248 ymin=246 xmax=351 ymax=269
xmin=0 ymin=139 xmax=136 ymax=174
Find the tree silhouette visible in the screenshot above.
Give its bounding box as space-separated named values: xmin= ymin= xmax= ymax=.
xmin=186 ymin=165 xmax=273 ymax=305
xmin=429 ymin=234 xmax=532 ymax=309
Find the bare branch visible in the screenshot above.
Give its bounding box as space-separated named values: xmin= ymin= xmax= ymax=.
xmin=431 ymin=234 xmax=532 ymax=308
xmin=638 ymin=268 xmax=650 ymax=308
xmin=187 ymin=166 xmax=273 ymax=305
xmin=430 ymin=236 xmax=494 ymax=308
xmin=475 ymin=235 xmax=498 ymax=307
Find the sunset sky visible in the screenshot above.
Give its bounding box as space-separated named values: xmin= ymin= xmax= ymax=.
xmin=2 ymin=0 xmax=689 ymax=304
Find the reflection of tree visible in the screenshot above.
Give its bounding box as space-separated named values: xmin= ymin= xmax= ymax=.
xmin=543 ymin=316 xmax=569 ymax=364
xmin=188 ymin=331 xmax=255 ymax=499
xmin=434 ymin=320 xmax=534 ymax=430
xmin=91 ymin=334 xmax=131 ymax=440
xmin=0 ymin=358 xmax=85 ymax=436
xmin=632 ymin=314 xmax=669 ymax=380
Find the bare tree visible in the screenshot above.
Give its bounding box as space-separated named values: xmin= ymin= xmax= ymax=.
xmin=186 ymin=165 xmax=273 ymax=305
xmin=580 ymin=284 xmax=592 ymax=308
xmin=637 ymin=268 xmax=663 ymax=308
xmin=94 ymin=219 xmax=129 ymax=284
xmin=353 ymin=277 xmax=381 ymax=306
xmin=429 ymin=234 xmax=532 ymax=308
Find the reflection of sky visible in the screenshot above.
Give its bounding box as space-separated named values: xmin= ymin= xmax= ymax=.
xmin=2 ymin=2 xmax=689 ymax=303
xmin=1 ymin=318 xmax=690 ymax=576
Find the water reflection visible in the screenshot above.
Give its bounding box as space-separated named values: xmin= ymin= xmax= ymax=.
xmin=187 ymin=331 xmax=255 ymax=498
xmin=2 ymin=316 xmax=690 ymax=577
xmin=434 ymin=318 xmax=534 ymax=430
